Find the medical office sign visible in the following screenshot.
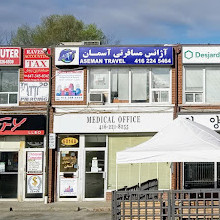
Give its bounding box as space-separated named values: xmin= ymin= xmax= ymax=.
xmin=0 ymin=115 xmax=46 ymax=135
xmin=0 ymin=47 xmax=21 ymax=66
xmin=79 ymin=47 xmax=173 ymax=65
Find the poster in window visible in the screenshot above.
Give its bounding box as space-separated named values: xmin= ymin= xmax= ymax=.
xmin=27 ymin=152 xmax=43 ymax=173
xmin=20 ymin=82 xmax=49 ymax=102
xmin=55 ymin=70 xmax=84 ymax=101
xmin=27 ymin=174 xmax=43 ymax=193
xmin=60 ymin=177 xmax=77 ymax=196
xmin=0 ymin=162 xmax=5 ymax=172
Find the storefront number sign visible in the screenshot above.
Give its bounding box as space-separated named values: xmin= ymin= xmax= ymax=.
xmin=27 ymin=174 xmax=43 ymax=194
xmin=27 ymin=152 xmax=43 ymax=173
xmin=79 ymin=47 xmax=173 ymax=65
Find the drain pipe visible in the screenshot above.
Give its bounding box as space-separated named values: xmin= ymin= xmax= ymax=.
xmin=174 ymin=46 xmax=181 ymax=190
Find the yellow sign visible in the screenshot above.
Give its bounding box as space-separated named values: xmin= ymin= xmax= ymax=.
xmin=61 ymin=137 xmax=78 ymax=146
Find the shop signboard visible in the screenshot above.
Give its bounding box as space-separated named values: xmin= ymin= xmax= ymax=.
xmin=60 ymin=177 xmax=77 ymax=196
xmin=27 ymin=151 xmax=43 ymax=173
xmin=27 ymin=174 xmax=43 ymax=193
xmin=183 ymin=46 xmax=220 ymax=64
xmin=0 ymin=115 xmax=46 ymax=135
xmin=0 ymin=47 xmax=21 ymax=66
xmin=55 ymin=47 xmax=79 ymax=65
xmin=55 ymin=70 xmax=84 ymax=101
xmin=20 ymin=82 xmax=49 ymax=102
xmin=179 ymin=114 xmax=220 ymax=130
xmin=23 ymin=48 xmax=50 ymax=81
xmin=54 ymin=112 xmax=173 ymax=133
xmin=79 ymin=46 xmax=173 ymax=65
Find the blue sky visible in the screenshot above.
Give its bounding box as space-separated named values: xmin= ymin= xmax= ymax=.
xmin=1 ymin=0 xmax=220 ymax=45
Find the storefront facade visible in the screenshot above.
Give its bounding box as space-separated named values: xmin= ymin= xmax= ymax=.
xmin=52 ymin=45 xmax=177 ymax=201
xmin=178 ymin=45 xmax=220 ymax=190
xmin=0 ymin=47 xmax=49 ymax=201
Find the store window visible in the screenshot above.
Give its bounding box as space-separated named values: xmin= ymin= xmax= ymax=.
xmin=88 ymin=67 xmax=171 ymax=104
xmin=0 ymin=68 xmax=19 ymax=105
xmin=184 ymin=162 xmax=220 ymax=189
xmin=184 ymin=162 xmax=215 ymax=189
xmin=184 ymin=67 xmax=220 ymax=103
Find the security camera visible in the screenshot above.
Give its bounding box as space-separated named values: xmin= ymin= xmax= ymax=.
xmin=42 ymin=48 xmax=48 ymax=53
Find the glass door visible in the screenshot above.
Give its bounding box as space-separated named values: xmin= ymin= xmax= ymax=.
xmin=59 ymin=150 xmax=79 ymax=199
xmin=85 ymin=150 xmax=105 ymax=198
xmin=0 ymin=152 xmax=18 ymax=198
xmin=84 ymin=135 xmax=106 ymax=200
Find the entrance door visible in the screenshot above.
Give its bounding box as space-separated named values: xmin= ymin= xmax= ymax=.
xmin=84 ymin=135 xmax=106 ymax=200
xmin=58 ymin=150 xmax=79 ymax=200
xmin=0 ymin=152 xmax=18 ymax=198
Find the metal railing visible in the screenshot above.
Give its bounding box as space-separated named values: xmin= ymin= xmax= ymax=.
xmin=112 ymin=189 xmax=220 ymax=219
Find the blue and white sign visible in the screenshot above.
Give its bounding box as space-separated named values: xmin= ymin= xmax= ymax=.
xmin=79 ymin=47 xmax=173 ymax=65
xmin=55 ymin=47 xmax=79 ymax=65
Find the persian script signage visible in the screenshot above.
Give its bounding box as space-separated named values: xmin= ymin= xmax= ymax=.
xmin=79 ymin=47 xmax=173 ymax=65
xmin=55 ymin=46 xmax=173 ymax=66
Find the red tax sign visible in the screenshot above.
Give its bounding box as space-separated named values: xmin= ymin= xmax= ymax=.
xmin=24 ymin=48 xmax=50 ymax=81
xmin=0 ymin=47 xmax=21 ymax=66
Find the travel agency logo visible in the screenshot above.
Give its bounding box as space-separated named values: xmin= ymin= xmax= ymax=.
xmin=55 ymin=47 xmax=79 ymax=65
xmin=58 ymin=49 xmax=76 ymax=63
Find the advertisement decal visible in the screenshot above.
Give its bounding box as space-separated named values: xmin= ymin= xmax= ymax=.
xmin=55 ymin=70 xmax=84 ymax=101
xmin=20 ymin=82 xmax=49 ymax=102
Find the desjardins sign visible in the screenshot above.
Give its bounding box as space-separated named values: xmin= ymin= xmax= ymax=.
xmin=183 ymin=46 xmax=220 ymax=64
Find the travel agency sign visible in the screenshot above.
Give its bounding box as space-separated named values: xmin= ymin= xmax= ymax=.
xmin=55 ymin=46 xmax=173 ymax=65
xmin=183 ymin=46 xmax=220 ymax=64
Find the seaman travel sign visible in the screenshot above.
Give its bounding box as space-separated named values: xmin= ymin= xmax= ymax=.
xmin=79 ymin=47 xmax=173 ymax=65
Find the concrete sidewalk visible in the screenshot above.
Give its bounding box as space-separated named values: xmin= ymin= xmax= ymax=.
xmin=0 ymin=201 xmax=111 ymax=212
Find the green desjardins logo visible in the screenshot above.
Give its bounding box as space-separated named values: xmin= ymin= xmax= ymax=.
xmin=184 ymin=49 xmax=220 ymax=59
xmin=184 ymin=50 xmax=193 ymax=59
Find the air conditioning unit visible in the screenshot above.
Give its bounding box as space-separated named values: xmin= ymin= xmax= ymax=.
xmin=83 ymin=41 xmax=101 ymax=46
xmin=89 ymin=93 xmax=104 ymax=103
